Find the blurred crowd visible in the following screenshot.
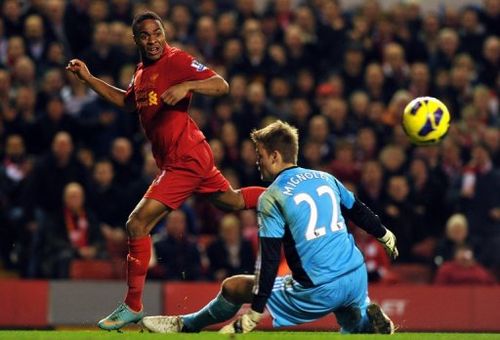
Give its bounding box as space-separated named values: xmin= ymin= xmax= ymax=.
xmin=0 ymin=0 xmax=499 ymax=285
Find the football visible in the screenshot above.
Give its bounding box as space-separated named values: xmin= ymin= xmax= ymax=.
xmin=402 ymin=96 xmax=451 ymax=145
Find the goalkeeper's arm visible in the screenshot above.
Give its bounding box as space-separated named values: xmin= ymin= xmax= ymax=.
xmin=341 ymin=196 xmax=399 ymax=259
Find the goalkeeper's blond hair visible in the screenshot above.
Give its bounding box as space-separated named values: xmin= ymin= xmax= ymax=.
xmin=250 ymin=120 xmax=299 ymax=164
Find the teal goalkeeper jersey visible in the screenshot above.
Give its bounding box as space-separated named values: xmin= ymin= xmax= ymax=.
xmin=257 ymin=166 xmax=365 ymax=286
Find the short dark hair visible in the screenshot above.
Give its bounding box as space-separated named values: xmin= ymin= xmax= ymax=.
xmin=132 ymin=11 xmax=164 ymax=36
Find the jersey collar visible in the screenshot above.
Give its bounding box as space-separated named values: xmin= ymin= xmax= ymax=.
xmin=275 ymin=165 xmax=299 ymax=179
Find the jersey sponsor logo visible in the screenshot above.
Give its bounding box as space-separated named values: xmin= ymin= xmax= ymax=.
xmin=191 ymin=60 xmax=207 ymax=72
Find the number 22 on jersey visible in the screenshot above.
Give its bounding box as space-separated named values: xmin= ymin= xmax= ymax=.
xmin=294 ymin=185 xmax=343 ymax=241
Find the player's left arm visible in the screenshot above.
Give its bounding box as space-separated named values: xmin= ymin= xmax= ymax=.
xmin=161 ymin=75 xmax=229 ymax=105
xmin=161 ymin=51 xmax=229 ymax=105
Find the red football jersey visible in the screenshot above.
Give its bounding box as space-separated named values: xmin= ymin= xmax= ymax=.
xmin=125 ymin=45 xmax=215 ymax=169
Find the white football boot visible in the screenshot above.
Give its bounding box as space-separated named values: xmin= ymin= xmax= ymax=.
xmin=141 ymin=315 xmax=183 ymax=333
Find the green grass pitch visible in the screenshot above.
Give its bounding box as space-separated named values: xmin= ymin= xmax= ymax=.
xmin=0 ymin=331 xmax=498 ymax=340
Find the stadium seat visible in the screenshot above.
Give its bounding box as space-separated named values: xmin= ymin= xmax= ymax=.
xmin=391 ymin=263 xmax=434 ymax=284
xmin=69 ymin=260 xmax=122 ymax=280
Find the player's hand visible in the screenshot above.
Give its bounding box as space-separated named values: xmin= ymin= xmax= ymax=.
xmin=66 ymin=59 xmax=92 ymax=83
xmin=219 ymin=309 xmax=263 ymax=334
xmin=161 ymin=83 xmax=190 ymax=106
xmin=377 ymin=228 xmax=399 ymax=260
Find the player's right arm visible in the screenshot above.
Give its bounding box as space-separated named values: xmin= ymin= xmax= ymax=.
xmin=333 ymin=176 xmax=399 ymax=259
xmin=66 ymin=59 xmax=135 ymax=112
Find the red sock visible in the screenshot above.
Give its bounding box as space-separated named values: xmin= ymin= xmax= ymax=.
xmin=241 ymin=186 xmax=266 ymax=209
xmin=124 ymin=236 xmax=151 ymax=312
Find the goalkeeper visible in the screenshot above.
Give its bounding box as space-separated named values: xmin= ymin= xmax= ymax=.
xmin=142 ymin=121 xmax=398 ymax=334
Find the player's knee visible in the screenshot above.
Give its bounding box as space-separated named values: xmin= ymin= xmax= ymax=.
xmin=221 ymin=277 xmax=237 ymax=296
xmin=126 ymin=214 xmax=148 ymax=237
xmin=221 ymin=275 xmax=254 ymax=304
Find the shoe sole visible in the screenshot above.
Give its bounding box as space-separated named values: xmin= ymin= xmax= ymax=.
xmin=367 ymin=303 xmax=395 ymax=334
xmin=98 ymin=315 xmax=144 ymax=331
xmin=98 ymin=319 xmax=142 ymax=331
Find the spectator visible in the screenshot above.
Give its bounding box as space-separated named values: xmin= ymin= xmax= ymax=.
xmin=431 ymin=28 xmax=460 ymax=72
xmin=2 ymin=0 xmax=23 ymax=37
xmin=357 ymin=160 xmax=385 ymax=216
xmin=23 ymin=14 xmax=52 ymax=64
xmin=82 ymin=22 xmax=126 ymax=81
xmin=236 ymin=81 xmax=274 ymax=138
xmin=4 ymin=36 xmax=25 ymax=69
xmin=169 ymin=4 xmax=194 ymax=45
xmin=219 ymin=122 xmax=240 ymax=165
xmin=109 ymin=137 xmax=140 ymax=188
xmin=434 ymin=244 xmax=496 ymax=285
xmin=460 ymin=144 xmax=500 ymax=268
xmin=236 ymin=139 xmax=263 ymax=187
xmin=379 ymin=144 xmax=407 ymax=178
xmin=12 ymin=87 xmax=37 ymax=148
xmin=306 ymin=114 xmax=335 ymax=163
xmin=23 ymin=131 xmax=88 ymax=219
xmin=340 ymin=45 xmax=365 ymax=96
xmin=12 ymin=56 xmax=36 ymax=89
xmin=381 ymin=175 xmax=416 ymax=262
xmin=364 ymin=63 xmax=391 ymax=103
xmin=0 ymin=134 xmax=32 ymax=270
xmin=434 ymin=213 xmax=472 ymax=267
xmin=328 ymin=140 xmax=361 ymax=183
xmin=478 ymin=36 xmax=499 ymax=88
xmin=32 ymin=95 xmax=80 ymax=152
xmin=458 ymin=7 xmax=486 ymax=60
xmin=355 ymin=127 xmax=380 ymax=163
xmin=408 ymin=157 xmax=447 ymax=253
xmin=194 ymin=16 xmax=219 ymax=64
xmin=382 ymin=43 xmax=410 ymax=94
xmin=36 ymin=68 xmax=65 ymax=112
xmin=206 ymin=214 xmax=255 ymax=281
xmin=88 ymin=159 xmax=127 ymax=228
xmin=40 ymin=182 xmax=106 ymax=278
xmin=150 ymin=210 xmax=202 ymax=281
xmin=322 ymin=97 xmax=356 ymax=141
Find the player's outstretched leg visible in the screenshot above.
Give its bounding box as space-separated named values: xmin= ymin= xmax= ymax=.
xmin=142 ymin=292 xmax=241 ymax=333
xmin=366 ymin=303 xmax=395 ymax=334
xmin=97 ymin=302 xmax=144 ymax=330
xmin=142 ymin=276 xmax=253 ymax=333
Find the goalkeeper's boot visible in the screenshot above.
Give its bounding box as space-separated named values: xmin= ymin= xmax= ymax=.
xmin=141 ymin=315 xmax=183 ymax=333
xmin=98 ymin=302 xmax=144 ymax=330
xmin=367 ymin=303 xmax=395 ymax=334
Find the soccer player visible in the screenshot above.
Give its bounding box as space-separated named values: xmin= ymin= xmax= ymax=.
xmin=66 ymin=11 xmax=265 ymax=330
xmin=141 ymin=120 xmax=399 ymax=334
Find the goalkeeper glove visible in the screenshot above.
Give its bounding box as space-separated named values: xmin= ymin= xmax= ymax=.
xmin=377 ymin=228 xmax=399 ymax=260
xmin=219 ymin=309 xmax=263 ymax=334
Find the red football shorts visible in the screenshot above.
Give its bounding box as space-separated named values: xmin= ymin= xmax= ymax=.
xmin=144 ymin=140 xmax=230 ymax=209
